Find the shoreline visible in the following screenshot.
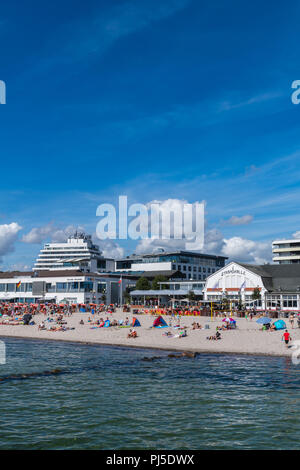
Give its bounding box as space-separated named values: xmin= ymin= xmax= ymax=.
xmin=0 ymin=310 xmax=298 ymax=359
xmin=0 ymin=333 xmax=292 ymax=358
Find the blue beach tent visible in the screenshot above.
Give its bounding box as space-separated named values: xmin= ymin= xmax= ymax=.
xmin=274 ymin=319 xmax=286 ymax=330
xmin=104 ymin=320 xmax=110 ymax=327
xmin=132 ymin=317 xmax=141 ymax=327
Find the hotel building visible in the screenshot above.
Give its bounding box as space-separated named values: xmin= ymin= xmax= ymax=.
xmin=34 ymin=232 xmax=115 ymax=273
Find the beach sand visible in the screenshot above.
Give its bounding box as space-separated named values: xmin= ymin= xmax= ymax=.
xmin=0 ymin=310 xmax=299 ymax=357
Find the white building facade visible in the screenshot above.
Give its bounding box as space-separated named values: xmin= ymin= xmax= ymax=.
xmin=204 ymin=261 xmax=300 ymax=311
xmin=34 ymin=232 xmax=115 ymax=273
xmin=0 ymin=271 xmax=134 ymax=305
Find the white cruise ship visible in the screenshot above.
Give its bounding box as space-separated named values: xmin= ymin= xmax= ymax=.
xmin=34 ymin=232 xmax=115 ymax=273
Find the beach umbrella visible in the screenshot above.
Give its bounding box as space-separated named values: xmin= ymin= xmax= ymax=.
xmin=256 ymin=317 xmax=272 ymax=324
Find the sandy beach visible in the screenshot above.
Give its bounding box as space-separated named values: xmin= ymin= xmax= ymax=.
xmin=0 ymin=310 xmax=299 ymax=357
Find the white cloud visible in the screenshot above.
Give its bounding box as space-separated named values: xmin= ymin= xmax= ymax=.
xmin=0 ymin=223 xmax=22 ymax=260
xmin=223 ymin=215 xmax=253 ymax=226
xmin=51 ymin=225 xmax=85 ymax=243
xmin=21 ymin=222 xmax=55 ymax=244
xmin=96 ymin=239 xmax=125 ymax=259
xmin=22 ymin=223 xmax=85 ymax=244
xmin=221 ymin=237 xmax=271 ymax=264
xmin=293 ymin=231 xmax=300 ymax=239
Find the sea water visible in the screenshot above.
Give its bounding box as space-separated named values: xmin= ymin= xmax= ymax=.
xmin=0 ymin=337 xmax=299 ymax=450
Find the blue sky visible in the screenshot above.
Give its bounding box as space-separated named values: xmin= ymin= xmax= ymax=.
xmin=0 ymin=0 xmax=299 ymax=269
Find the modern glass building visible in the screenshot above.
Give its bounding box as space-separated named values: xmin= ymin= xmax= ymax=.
xmin=116 ymin=250 xmax=227 ymax=280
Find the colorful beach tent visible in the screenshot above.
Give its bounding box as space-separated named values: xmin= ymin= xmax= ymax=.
xmin=152 ymin=316 xmax=168 ymax=328
xmin=104 ymin=320 xmax=110 ymax=327
xmin=132 ymin=317 xmax=141 ymax=327
xmin=274 ymin=319 xmax=286 ymax=330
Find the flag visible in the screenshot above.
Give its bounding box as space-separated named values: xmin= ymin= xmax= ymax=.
xmin=240 ymin=280 xmax=246 ymax=289
xmin=213 ymin=280 xmax=219 ymax=289
xmin=16 ymin=281 xmax=21 ymax=289
xmin=118 ymin=277 xmax=122 ymax=285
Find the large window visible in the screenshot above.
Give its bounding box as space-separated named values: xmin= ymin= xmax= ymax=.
xmin=97 ymin=283 xmax=106 ymax=294
xmin=68 ymin=282 xmax=79 ymax=291
xmin=56 ymin=283 xmax=67 ymax=292
xmin=80 ymin=282 xmax=93 ymax=292
xmin=266 ymin=295 xmax=281 ymax=308
xmin=282 ymin=295 xmax=297 ymax=308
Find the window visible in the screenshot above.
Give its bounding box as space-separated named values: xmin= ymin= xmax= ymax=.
xmin=68 ymin=282 xmax=79 ymax=291
xmin=97 ymin=283 xmax=106 ymax=294
xmin=282 ymin=295 xmax=297 ymax=308
xmin=56 ymin=283 xmax=67 ymax=292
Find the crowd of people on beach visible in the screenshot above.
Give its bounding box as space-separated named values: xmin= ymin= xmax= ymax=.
xmin=0 ymin=301 xmax=299 ymax=352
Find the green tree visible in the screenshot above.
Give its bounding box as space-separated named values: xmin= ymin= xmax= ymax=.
xmin=251 ymin=287 xmax=261 ymax=302
xmin=151 ymin=275 xmax=168 ymax=290
xmin=135 ymin=276 xmax=151 ymax=290
xmin=187 ymin=290 xmax=196 ymax=302
xmin=124 ymin=286 xmax=133 ymax=303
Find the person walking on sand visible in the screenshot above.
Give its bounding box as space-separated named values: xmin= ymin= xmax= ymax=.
xmin=289 ymin=314 xmax=294 ymax=329
xmin=282 ymin=330 xmax=292 ymax=348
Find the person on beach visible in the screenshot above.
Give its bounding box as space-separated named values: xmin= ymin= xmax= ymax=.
xmin=289 ymin=314 xmax=294 ymax=329
xmin=282 ymin=330 xmax=291 ymax=348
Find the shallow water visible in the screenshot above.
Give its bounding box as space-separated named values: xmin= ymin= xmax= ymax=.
xmin=0 ymin=337 xmax=299 ymax=450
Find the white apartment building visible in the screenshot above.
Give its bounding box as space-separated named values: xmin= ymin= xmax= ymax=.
xmin=272 ymin=238 xmax=300 ymax=264
xmin=34 ymin=232 xmax=115 ymax=273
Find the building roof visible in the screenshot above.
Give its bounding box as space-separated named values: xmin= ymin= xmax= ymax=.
xmin=130 ymin=289 xmax=203 ymax=296
xmin=117 ymin=250 xmax=227 ymax=261
xmin=239 ymin=263 xmax=300 ymax=292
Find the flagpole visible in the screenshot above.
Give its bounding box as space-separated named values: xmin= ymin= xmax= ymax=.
xmin=120 ymin=275 xmax=123 ymax=306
